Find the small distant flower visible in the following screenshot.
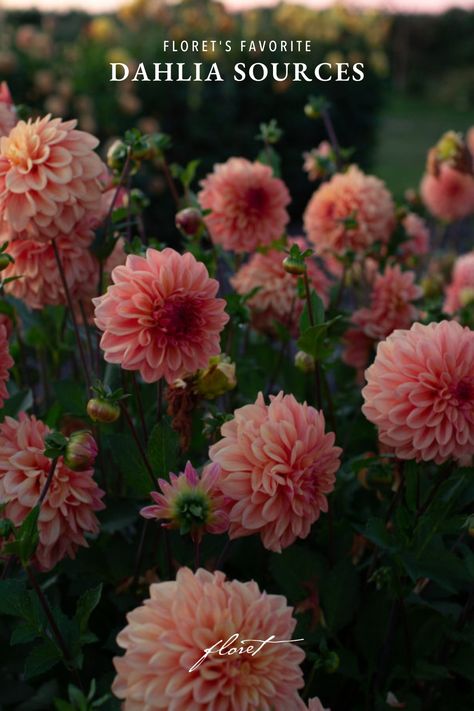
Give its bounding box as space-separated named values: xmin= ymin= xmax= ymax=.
xmin=140 ymin=461 xmax=229 ymax=542
xmin=198 ymin=157 xmax=290 ymax=253
xmin=0 ymin=82 xmax=16 ymax=137
xmin=342 ymin=327 xmax=374 ymax=375
xmin=0 ymin=413 xmax=105 ymax=571
xmin=64 ymin=430 xmax=98 ymax=471
xmin=175 ymin=207 xmax=203 ymax=237
xmin=113 ymin=567 xmax=305 ymax=710
xmin=0 ymin=325 xmax=13 ymax=409
xmin=295 ymin=350 xmax=316 ymax=373
xmin=421 ymin=165 xmax=474 ymax=222
xmin=2 ymin=226 xmax=96 ymax=309
xmin=444 ymin=252 xmax=474 ymax=314
xmin=400 ymin=213 xmax=430 ymax=259
xmin=231 ymin=237 xmax=330 ymax=336
xmin=209 ymin=392 xmax=341 ymax=552
xmin=94 ymin=247 xmax=229 ymax=384
xmin=304 ymin=166 xmax=395 ymax=256
xmin=303 ymin=141 xmax=334 ymax=181
xmin=0 ymin=115 xmax=105 ymax=241
xmin=362 ymin=321 xmax=474 ymax=464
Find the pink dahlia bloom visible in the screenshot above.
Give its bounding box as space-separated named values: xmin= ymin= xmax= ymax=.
xmin=0 ymin=325 xmax=13 ymax=408
xmin=421 ymin=164 xmax=474 ymax=222
xmin=209 ymin=392 xmax=341 ymax=552
xmin=362 ymin=321 xmax=474 ymax=464
xmin=140 ymin=461 xmax=229 ymax=542
xmin=113 ymin=567 xmax=305 ymax=710
xmin=3 ymin=226 xmax=96 ymax=309
xmin=444 ymin=252 xmax=474 ymax=314
xmin=401 ymin=213 xmax=430 ymax=259
xmin=0 ymin=82 xmax=16 ymax=138
xmin=351 ymin=266 xmax=422 ymax=341
xmin=93 ymin=247 xmax=229 ymax=384
xmin=198 ymin=157 xmax=291 ymax=253
xmin=342 ymin=327 xmax=374 ymax=374
xmin=0 ymin=413 xmax=105 ymax=570
xmin=0 ymin=115 xmax=105 ymax=241
xmin=304 ymin=166 xmax=395 ymax=256
xmin=231 ymin=238 xmax=330 ymax=336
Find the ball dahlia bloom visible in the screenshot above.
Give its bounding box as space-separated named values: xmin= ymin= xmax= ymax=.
xmin=3 ymin=226 xmax=96 ymax=309
xmin=112 ymin=567 xmax=305 ymax=710
xmin=0 ymin=414 xmax=105 ymax=570
xmin=198 ymin=157 xmax=290 ymax=253
xmin=94 ymin=247 xmax=229 ymax=384
xmin=304 ymin=166 xmax=395 ymax=256
xmin=140 ymin=461 xmax=229 ymax=542
xmin=231 ymin=238 xmax=330 ymax=336
xmin=362 ymin=321 xmax=474 ymax=464
xmin=209 ymin=392 xmax=341 ymax=552
xmin=0 ymin=114 xmax=105 ymax=241
xmin=400 ymin=212 xmax=430 ymax=259
xmin=421 ymin=164 xmax=474 ymax=222
xmin=0 ymin=325 xmax=13 ymax=409
xmin=0 ymin=82 xmax=16 ymax=138
xmin=351 ymin=266 xmax=423 ymax=342
xmin=444 ymin=252 xmax=474 ymax=314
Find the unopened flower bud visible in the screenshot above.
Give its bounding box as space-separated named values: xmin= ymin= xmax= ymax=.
xmin=0 ymin=253 xmax=12 ymax=271
xmin=295 ymin=350 xmax=315 ymax=373
xmin=87 ymin=397 xmax=120 ymax=424
xmin=195 ymin=355 xmax=236 ymax=400
xmin=107 ymin=139 xmax=128 ymax=172
xmin=323 ymin=651 xmax=339 ymax=674
xmin=175 ymin=207 xmax=203 ymax=237
xmin=304 ymin=103 xmax=320 ymax=120
xmin=282 ymin=255 xmax=306 ymax=275
xmin=64 ymin=430 xmax=98 ymax=471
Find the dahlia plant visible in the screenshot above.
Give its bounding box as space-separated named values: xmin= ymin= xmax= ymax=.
xmin=0 ymin=89 xmax=472 ymax=711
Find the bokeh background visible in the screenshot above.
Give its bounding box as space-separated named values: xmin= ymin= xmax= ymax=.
xmin=1 ymin=0 xmax=474 ymax=232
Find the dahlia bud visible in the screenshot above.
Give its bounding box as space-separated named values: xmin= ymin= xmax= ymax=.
xmin=323 ymin=651 xmax=340 ymax=674
xmin=107 ymin=139 xmax=128 ymax=172
xmin=195 ymin=355 xmax=236 ymax=400
xmin=87 ymin=397 xmax=121 ymax=423
xmin=459 ymin=287 xmax=474 ymax=308
xmin=428 ymin=131 xmax=473 ymax=176
xmin=295 ymin=350 xmax=315 ymax=373
xmin=175 ymin=207 xmax=203 ymax=237
xmin=64 ymin=430 xmax=98 ymax=471
xmin=0 ymin=253 xmax=13 ymax=271
xmin=282 ymin=255 xmax=306 ymax=275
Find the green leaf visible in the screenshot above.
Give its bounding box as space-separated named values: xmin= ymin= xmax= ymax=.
xmin=147 ymin=418 xmax=179 ymax=480
xmin=76 ymin=585 xmax=102 ymax=635
xmin=11 ymin=620 xmax=41 ymax=646
xmin=24 ymin=640 xmax=62 ymax=679
xmin=17 ymin=504 xmax=40 ymax=564
xmin=299 ymin=291 xmax=325 ymax=332
xmin=359 ymin=517 xmax=397 ymax=552
xmin=0 ymin=579 xmax=29 ymax=617
xmin=320 ymin=559 xmax=359 ymax=633
xmin=105 ymin=432 xmax=151 ymax=497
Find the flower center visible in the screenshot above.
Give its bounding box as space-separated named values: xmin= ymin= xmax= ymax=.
xmin=152 ymin=296 xmax=201 ymax=341
xmin=245 ymin=186 xmax=267 ymax=212
xmin=173 ymin=490 xmax=210 ymax=534
xmin=451 ymin=378 xmax=474 ymax=409
xmin=6 ymin=126 xmax=49 ymax=171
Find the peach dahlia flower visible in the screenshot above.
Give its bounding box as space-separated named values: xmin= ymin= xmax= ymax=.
xmin=0 ymin=82 xmax=16 ymax=138
xmin=94 ymin=247 xmax=229 ymax=384
xmin=444 ymin=252 xmax=474 ymax=314
xmin=198 ymin=157 xmax=290 ymax=253
xmin=3 ymin=226 xmax=96 ymax=309
xmin=231 ymin=238 xmax=330 ymax=336
xmin=0 ymin=325 xmax=13 ymax=408
xmin=362 ymin=321 xmax=474 ymax=464
xmin=304 ymin=166 xmax=395 ymax=256
xmin=209 ymin=392 xmax=341 ymax=552
xmin=421 ymin=164 xmax=474 ymax=222
xmin=0 ymin=115 xmax=105 ymax=241
xmin=113 ymin=567 xmax=305 ymax=711
xmin=0 ymin=414 xmax=105 ymax=571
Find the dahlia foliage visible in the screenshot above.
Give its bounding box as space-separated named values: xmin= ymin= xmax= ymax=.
xmin=0 ymin=91 xmax=472 ymax=711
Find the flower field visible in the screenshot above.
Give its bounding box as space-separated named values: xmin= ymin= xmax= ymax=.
xmin=0 ymin=10 xmax=474 ymax=710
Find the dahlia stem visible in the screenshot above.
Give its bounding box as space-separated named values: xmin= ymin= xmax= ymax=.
xmin=321 ymin=107 xmax=343 ymax=169
xmin=78 ymin=299 xmax=95 ymax=372
xmin=161 ymin=157 xmax=180 ymax=207
xmin=25 ymin=565 xmax=84 ymax=691
xmin=132 ymin=518 xmax=150 ymax=587
xmin=52 ymin=239 xmax=91 ymax=391
xmin=194 ymin=537 xmax=201 ymax=571
xmin=303 ymin=271 xmax=322 ymax=410
xmin=415 ymin=464 xmax=452 ymax=522
xmin=37 ymin=457 xmax=58 ymax=508
xmin=157 ymin=379 xmax=164 ymax=422
xmin=133 ymin=373 xmax=148 ymax=440
xmin=119 ymin=400 xmax=158 ymax=489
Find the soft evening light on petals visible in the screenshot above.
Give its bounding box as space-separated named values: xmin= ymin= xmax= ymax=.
xmin=199 ymin=157 xmax=290 ymax=253
xmin=93 ymin=247 xmax=229 ymax=384
xmin=112 ymin=567 xmax=305 ymax=711
xmin=0 ymin=114 xmax=105 ymax=241
xmin=209 ymin=392 xmax=341 ymax=552
xmin=362 ymin=321 xmax=474 ymax=464
xmin=0 ymin=414 xmax=105 ymax=571
xmin=304 ymin=166 xmax=395 ymax=256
